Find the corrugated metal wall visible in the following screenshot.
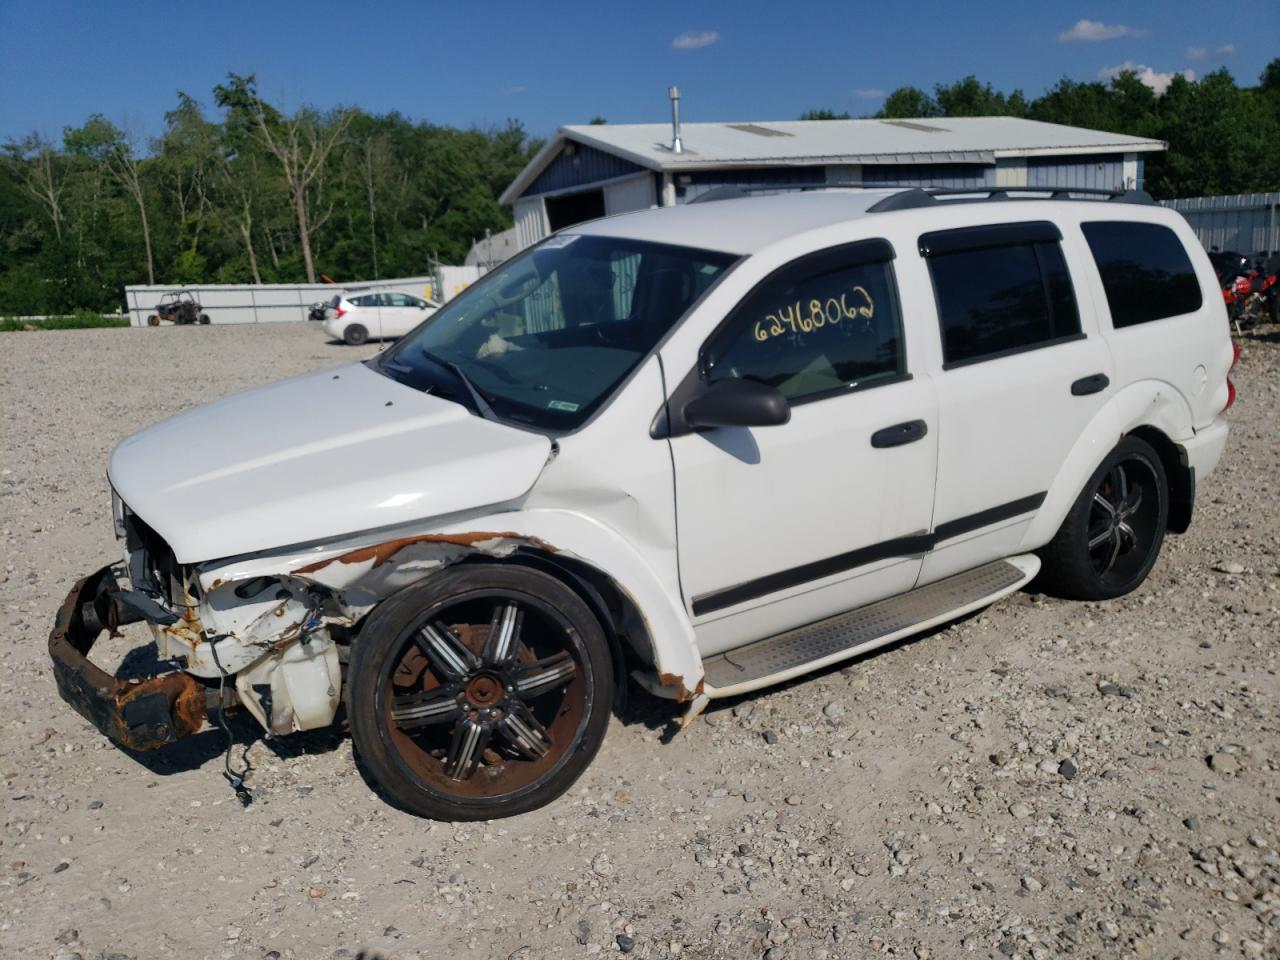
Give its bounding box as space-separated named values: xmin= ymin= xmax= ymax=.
xmin=1026 ymin=154 xmax=1125 ymax=190
xmin=527 ymin=142 xmax=645 ymax=196
xmin=861 ymin=163 xmax=994 ymax=188
xmin=676 ymin=166 xmax=826 ymax=202
xmin=513 ymin=197 xmax=548 ymax=250
xmin=1160 ymin=192 xmax=1280 ymax=255
xmin=604 ymin=174 xmax=657 ymax=215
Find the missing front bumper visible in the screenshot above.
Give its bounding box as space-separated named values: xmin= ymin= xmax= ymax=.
xmin=49 ymin=566 xmax=213 ymax=751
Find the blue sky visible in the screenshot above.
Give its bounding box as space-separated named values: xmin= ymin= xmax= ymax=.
xmin=1 ymin=0 xmax=1276 ymax=144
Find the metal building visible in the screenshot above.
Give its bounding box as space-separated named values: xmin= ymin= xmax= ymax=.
xmin=1160 ymin=192 xmax=1280 ymax=255
xmin=500 ymin=107 xmax=1165 ymax=252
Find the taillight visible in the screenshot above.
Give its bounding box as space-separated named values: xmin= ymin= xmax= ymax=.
xmin=1223 ymin=341 xmax=1241 ymax=412
xmin=335 ymin=306 xmax=346 ymax=319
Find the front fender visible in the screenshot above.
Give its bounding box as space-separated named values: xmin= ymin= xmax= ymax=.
xmin=200 ymin=509 xmax=703 ymax=699
xmin=1021 ymin=379 xmax=1194 ymax=549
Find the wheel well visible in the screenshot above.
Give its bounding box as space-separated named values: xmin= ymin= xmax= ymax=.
xmin=492 ymin=550 xmax=660 ymax=709
xmin=1127 ymin=425 xmax=1193 ymax=534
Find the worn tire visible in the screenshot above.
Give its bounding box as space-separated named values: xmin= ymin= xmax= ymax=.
xmin=1037 ymin=436 xmax=1168 ymax=601
xmin=343 ymin=323 xmax=368 ymax=346
xmin=348 ymin=564 xmax=613 ymax=821
xmin=198 ymin=314 xmax=211 ymax=325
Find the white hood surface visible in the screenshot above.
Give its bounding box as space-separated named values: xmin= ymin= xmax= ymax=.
xmin=109 ymin=362 xmax=552 ymax=563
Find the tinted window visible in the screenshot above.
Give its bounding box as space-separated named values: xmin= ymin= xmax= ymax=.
xmin=1082 ymin=221 xmax=1202 ymax=327
xmin=704 ymin=248 xmax=904 ymax=403
xmin=928 ymin=242 xmax=1080 ymax=366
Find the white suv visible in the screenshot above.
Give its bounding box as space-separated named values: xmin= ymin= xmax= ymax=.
xmin=323 ymin=290 xmax=438 ymax=345
xmin=51 ymin=187 xmax=1234 ymax=820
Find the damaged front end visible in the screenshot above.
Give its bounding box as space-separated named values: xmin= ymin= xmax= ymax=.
xmin=51 ymin=495 xmax=574 ymax=752
xmin=49 ymin=567 xmax=213 ymax=751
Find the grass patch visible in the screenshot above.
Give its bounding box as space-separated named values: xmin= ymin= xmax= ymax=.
xmin=1 ymin=311 xmax=132 ymax=332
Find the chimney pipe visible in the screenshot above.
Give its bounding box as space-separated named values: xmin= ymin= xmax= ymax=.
xmin=668 ymin=85 xmax=683 ymax=154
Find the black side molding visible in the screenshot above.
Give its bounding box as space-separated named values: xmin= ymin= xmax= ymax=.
xmin=691 ymin=492 xmax=1046 ymax=617
xmin=871 ymin=420 xmax=928 ymax=448
xmin=1070 ymin=373 xmax=1110 ymax=396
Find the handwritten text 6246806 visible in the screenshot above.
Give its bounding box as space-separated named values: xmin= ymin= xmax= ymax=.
xmin=754 ymin=286 xmax=875 ymax=343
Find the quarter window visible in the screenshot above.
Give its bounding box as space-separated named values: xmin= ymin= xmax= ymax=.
xmin=703 ymin=241 xmax=904 ymax=403
xmin=923 ymin=225 xmax=1081 ymax=367
xmin=1082 ymin=221 xmax=1202 ymax=327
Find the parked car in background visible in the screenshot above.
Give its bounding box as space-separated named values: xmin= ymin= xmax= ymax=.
xmin=323 ymin=291 xmax=438 ymax=345
xmin=51 ymin=186 xmax=1233 ymax=821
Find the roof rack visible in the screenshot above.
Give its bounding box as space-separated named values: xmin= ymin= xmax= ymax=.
xmin=687 ymin=182 xmax=1154 ymax=209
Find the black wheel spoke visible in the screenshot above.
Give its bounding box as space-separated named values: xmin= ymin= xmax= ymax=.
xmin=392 ymin=687 xmax=461 ymax=731
xmin=444 ymin=718 xmax=491 ymax=780
xmin=514 ymin=651 xmax=577 ymax=699
xmin=1092 ymin=491 xmax=1116 ymax=519
xmin=498 ymin=701 xmax=551 ymax=760
xmin=415 ymin=622 xmax=480 ymax=681
xmin=1087 ymin=522 xmax=1113 ymax=550
xmin=482 ymin=602 xmax=522 ymax=665
xmin=1100 ymin=529 xmax=1122 ymax=575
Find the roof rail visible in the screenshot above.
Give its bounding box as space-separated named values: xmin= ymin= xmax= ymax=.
xmin=686 ymin=181 xmax=1155 ymax=209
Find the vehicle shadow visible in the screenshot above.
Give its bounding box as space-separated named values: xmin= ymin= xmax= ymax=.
xmin=628 ymin=603 xmax=996 ymax=743
xmin=110 ymin=641 xmax=347 ymax=779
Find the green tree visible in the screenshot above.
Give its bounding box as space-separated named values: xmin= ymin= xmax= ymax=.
xmin=877 ymin=87 xmax=939 ymax=118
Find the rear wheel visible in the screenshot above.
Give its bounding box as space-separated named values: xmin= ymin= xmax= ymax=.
xmin=348 ymin=564 xmax=613 ymax=821
xmin=1037 ymin=436 xmax=1168 ymax=600
xmin=198 ymin=314 xmax=211 ymax=325
xmin=344 ymin=323 xmax=368 ymax=346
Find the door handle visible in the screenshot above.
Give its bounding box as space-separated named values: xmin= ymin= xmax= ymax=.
xmin=1071 ymin=373 xmax=1110 ymax=396
xmin=871 ymin=419 xmax=928 ymax=448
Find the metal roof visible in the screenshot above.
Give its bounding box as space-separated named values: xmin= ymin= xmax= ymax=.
xmin=501 ymin=117 xmax=1165 ymax=204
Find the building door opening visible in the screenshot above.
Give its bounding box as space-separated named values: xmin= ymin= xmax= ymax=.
xmin=546 ymin=189 xmax=606 ymax=231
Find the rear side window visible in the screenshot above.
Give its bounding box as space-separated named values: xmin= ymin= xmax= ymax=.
xmin=1081 ymin=221 xmax=1203 ymax=327
xmin=922 ymin=222 xmax=1081 ymax=367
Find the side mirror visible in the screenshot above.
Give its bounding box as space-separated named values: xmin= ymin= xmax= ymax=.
xmin=684 ymin=378 xmax=790 ymax=430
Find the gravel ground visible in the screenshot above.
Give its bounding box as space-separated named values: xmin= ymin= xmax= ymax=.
xmin=1 ymin=322 xmax=1277 ymax=960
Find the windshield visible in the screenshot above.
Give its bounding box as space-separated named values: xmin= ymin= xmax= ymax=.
xmin=377 ymin=234 xmax=737 ymax=430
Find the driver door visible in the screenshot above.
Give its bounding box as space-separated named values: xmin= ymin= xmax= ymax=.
xmin=664 ymin=242 xmax=939 ymax=657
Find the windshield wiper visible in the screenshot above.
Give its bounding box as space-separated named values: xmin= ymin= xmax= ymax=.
xmin=419 ymin=349 xmax=496 ymax=421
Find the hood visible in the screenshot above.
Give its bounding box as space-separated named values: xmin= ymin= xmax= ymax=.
xmin=109 ymin=362 xmax=552 ymax=563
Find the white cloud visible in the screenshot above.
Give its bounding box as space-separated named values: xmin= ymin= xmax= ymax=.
xmin=1187 ymin=43 xmax=1234 ymax=60
xmin=672 ymin=30 xmax=719 ymax=51
xmin=1098 ymin=61 xmax=1196 ymax=96
xmin=853 ymin=88 xmax=885 ymax=99
xmin=1059 ymin=19 xmax=1139 ymax=42
xmin=502 ymin=85 xmax=527 ymax=95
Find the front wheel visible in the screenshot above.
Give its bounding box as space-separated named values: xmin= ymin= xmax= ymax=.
xmin=348 ymin=564 xmax=613 ymax=821
xmin=1037 ymin=436 xmax=1168 ymax=600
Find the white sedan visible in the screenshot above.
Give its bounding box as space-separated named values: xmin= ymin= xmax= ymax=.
xmin=323 ymin=291 xmax=438 ymax=345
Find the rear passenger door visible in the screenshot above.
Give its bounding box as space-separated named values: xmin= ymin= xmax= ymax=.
xmin=915 ymin=220 xmax=1115 ymax=584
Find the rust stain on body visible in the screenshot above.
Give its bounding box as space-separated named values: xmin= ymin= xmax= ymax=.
xmin=293 ymin=531 xmax=556 ymax=575
xmin=49 ymin=571 xmax=208 ymax=751
xmin=657 ymin=672 xmax=704 ymax=703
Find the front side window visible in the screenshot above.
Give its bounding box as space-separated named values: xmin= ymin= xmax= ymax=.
xmin=379 ymin=235 xmax=736 ymax=431
xmin=1082 ymin=221 xmax=1203 ymax=328
xmin=923 ymin=224 xmax=1081 ymax=367
xmin=702 ymin=241 xmax=905 ymax=403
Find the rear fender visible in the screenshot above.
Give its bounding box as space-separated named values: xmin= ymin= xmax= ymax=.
xmin=1020 ymin=380 xmax=1194 ymax=549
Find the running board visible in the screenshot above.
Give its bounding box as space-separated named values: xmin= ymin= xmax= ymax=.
xmin=695 ymin=556 xmax=1039 ymax=707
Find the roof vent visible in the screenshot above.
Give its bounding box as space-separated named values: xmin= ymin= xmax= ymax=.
xmin=879 ymin=119 xmax=948 ymax=133
xmin=726 ymin=123 xmax=793 ymax=138
xmin=668 ymin=86 xmax=683 ymax=154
